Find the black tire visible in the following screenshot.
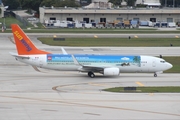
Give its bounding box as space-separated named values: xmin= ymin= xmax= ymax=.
xmin=88 ymin=72 xmax=95 ymax=78
xmin=90 ymin=73 xmax=95 ymax=78
xmin=154 ymin=73 xmax=157 ymax=77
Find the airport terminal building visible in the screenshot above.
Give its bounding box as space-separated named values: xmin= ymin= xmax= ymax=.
xmin=39 ymin=0 xmax=180 ymax=26
xmin=39 ymin=7 xmax=180 ymax=24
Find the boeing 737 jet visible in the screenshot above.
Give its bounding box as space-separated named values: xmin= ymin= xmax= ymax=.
xmin=10 ymin=24 xmax=172 ymax=78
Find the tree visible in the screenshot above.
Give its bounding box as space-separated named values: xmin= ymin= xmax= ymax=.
xmin=124 ymin=0 xmax=137 ymax=6
xmin=40 ymin=0 xmax=79 ymax=7
xmin=160 ymin=0 xmax=180 ymax=7
xmin=2 ymin=0 xmax=80 ymax=14
xmin=21 ymin=0 xmax=43 ymax=12
xmin=108 ymin=0 xmax=122 ymax=7
xmin=56 ymin=0 xmax=79 ymax=7
xmin=3 ymin=0 xmax=79 ymax=11
xmin=40 ymin=0 xmax=56 ymax=7
xmin=2 ymin=0 xmax=20 ymax=9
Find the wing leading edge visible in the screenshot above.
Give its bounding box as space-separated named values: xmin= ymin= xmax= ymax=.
xmin=71 ymin=55 xmax=105 ymax=72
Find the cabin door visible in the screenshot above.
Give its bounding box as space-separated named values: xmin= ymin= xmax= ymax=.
xmin=38 ymin=57 xmax=44 ymax=68
xmin=152 ymin=60 xmax=156 ymax=67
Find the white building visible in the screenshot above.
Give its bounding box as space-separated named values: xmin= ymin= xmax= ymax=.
xmin=39 ymin=0 xmax=180 ymax=25
xmin=136 ymin=0 xmax=161 ymax=6
xmin=77 ymin=0 xmax=161 ymax=8
xmin=84 ymin=0 xmax=112 ymax=8
xmin=40 ymin=7 xmax=180 ymax=24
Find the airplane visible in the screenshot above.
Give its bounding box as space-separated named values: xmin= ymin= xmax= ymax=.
xmin=10 ymin=24 xmax=173 ymax=78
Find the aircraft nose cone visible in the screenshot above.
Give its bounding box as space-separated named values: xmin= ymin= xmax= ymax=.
xmin=167 ymin=63 xmax=173 ymax=69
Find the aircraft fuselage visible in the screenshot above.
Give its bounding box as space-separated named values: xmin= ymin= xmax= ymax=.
xmin=16 ymin=54 xmax=172 ymax=74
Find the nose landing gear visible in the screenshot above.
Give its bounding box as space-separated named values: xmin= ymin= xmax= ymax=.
xmin=154 ymin=73 xmax=157 ymax=77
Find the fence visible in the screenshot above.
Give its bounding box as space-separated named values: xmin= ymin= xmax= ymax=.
xmin=10 ymin=11 xmax=29 ymax=28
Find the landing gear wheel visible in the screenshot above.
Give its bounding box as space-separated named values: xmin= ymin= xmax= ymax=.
xmin=154 ymin=73 xmax=157 ymax=77
xmin=88 ymin=72 xmax=95 ymax=78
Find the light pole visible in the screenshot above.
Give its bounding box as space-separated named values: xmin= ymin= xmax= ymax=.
xmin=165 ymin=0 xmax=167 ymax=7
xmin=3 ymin=17 xmax=5 ymax=26
xmin=3 ymin=17 xmax=5 ymax=25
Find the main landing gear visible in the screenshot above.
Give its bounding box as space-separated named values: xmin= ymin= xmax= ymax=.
xmin=154 ymin=73 xmax=157 ymax=77
xmin=88 ymin=72 xmax=95 ymax=78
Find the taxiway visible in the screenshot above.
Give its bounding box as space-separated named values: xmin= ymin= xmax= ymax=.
xmin=0 ymin=33 xmax=180 ymax=120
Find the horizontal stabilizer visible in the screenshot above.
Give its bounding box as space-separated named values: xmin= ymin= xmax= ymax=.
xmin=9 ymin=52 xmax=30 ymax=59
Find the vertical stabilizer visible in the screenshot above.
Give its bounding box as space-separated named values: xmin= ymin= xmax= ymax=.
xmin=11 ymin=24 xmax=50 ymax=55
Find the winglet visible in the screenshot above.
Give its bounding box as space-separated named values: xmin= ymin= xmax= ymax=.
xmin=11 ymin=24 xmax=51 ymax=55
xmin=61 ymin=47 xmax=68 ymax=55
xmin=71 ymin=55 xmax=82 ymax=66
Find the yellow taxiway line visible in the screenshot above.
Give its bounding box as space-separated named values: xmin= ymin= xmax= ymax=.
xmin=135 ymin=82 xmax=144 ymax=87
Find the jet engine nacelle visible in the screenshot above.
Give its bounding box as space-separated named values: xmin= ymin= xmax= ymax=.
xmin=103 ymin=67 xmax=120 ymax=76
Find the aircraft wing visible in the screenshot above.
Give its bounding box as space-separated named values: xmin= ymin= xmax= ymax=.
xmin=9 ymin=52 xmax=30 ymax=59
xmin=79 ymin=65 xmax=104 ymax=72
xmin=71 ymin=55 xmax=106 ymax=72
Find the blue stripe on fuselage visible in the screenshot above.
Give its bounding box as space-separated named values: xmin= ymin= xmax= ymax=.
xmin=46 ymin=54 xmax=141 ymax=63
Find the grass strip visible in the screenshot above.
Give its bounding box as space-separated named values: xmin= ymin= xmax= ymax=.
xmin=3 ymin=28 xmax=180 ymax=33
xmin=0 ymin=16 xmax=33 ymax=28
xmin=38 ymin=37 xmax=180 ymax=47
xmin=103 ymin=86 xmax=180 ymax=93
xmin=163 ymin=57 xmax=180 ymax=73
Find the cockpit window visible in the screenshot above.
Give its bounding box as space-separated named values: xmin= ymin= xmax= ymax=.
xmin=160 ymin=61 xmax=166 ymax=63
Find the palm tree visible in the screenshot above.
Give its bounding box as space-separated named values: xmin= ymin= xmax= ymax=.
xmin=133 ymin=56 xmax=141 ymax=67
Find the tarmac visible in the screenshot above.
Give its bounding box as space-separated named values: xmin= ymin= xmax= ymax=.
xmin=0 ymin=33 xmax=180 ymax=120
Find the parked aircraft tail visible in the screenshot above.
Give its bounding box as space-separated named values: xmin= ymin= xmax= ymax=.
xmin=11 ymin=24 xmax=50 ymax=55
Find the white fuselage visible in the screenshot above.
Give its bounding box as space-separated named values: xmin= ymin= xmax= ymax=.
xmin=15 ymin=54 xmax=172 ymax=74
